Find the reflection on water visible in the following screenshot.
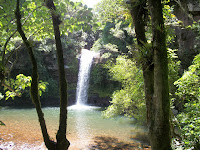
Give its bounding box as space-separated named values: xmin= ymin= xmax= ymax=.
xmin=0 ymin=106 xmax=143 ymax=149
xmin=68 ymin=105 xmax=106 ymax=148
xmin=70 ymin=106 xmax=92 ymax=147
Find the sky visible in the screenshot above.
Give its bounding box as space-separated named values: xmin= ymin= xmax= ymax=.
xmin=77 ymin=0 xmax=102 ymax=8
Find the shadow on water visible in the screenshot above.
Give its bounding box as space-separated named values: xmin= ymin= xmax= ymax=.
xmin=88 ymin=136 xmax=151 ymax=150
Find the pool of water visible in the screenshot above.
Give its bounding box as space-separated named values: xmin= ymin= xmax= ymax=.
xmin=0 ymin=106 xmax=145 ymax=149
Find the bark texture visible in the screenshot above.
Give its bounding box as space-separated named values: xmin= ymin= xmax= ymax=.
xmin=15 ymin=0 xmax=56 ymax=149
xmin=130 ymin=0 xmax=154 ymax=127
xmin=148 ymin=0 xmax=171 ymax=149
xmin=130 ymin=0 xmax=172 ymax=149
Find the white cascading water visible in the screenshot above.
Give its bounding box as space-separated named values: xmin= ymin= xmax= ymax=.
xmin=75 ymin=49 xmax=96 ymax=106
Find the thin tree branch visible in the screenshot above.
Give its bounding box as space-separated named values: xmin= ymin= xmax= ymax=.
xmin=2 ymin=82 xmax=21 ymax=97
xmin=4 ymin=44 xmax=21 ymax=68
xmin=174 ymin=0 xmax=194 ymax=22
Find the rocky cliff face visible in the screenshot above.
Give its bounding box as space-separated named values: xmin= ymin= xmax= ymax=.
xmin=0 ymin=45 xmax=111 ymax=108
xmin=173 ymin=0 xmax=200 ymax=73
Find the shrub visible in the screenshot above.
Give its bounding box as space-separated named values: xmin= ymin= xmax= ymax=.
xmin=174 ymin=53 xmax=200 ymax=149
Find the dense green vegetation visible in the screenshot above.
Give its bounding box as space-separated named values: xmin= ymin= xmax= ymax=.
xmin=102 ymin=55 xmax=145 ymax=122
xmin=0 ymin=0 xmax=200 ymax=149
xmin=174 ymin=54 xmax=200 ymax=149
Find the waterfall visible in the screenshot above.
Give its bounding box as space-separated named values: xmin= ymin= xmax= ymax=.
xmin=75 ymin=49 xmax=96 ymax=105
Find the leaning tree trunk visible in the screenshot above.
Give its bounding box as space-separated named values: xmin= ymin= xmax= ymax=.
xmin=15 ymin=0 xmax=56 ymax=149
xmin=45 ymin=0 xmax=70 ymax=149
xmin=148 ymin=0 xmax=172 ymax=149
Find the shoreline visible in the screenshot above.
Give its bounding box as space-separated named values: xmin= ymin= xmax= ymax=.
xmin=0 ymin=107 xmax=150 ymax=149
xmin=0 ymin=136 xmax=150 ymax=150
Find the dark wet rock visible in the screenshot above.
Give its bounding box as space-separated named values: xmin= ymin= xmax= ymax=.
xmin=88 ymin=95 xmax=111 ymax=107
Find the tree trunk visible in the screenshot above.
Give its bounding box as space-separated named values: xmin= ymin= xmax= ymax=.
xmin=45 ymin=0 xmax=70 ymax=149
xmin=130 ymin=0 xmax=171 ymax=149
xmin=130 ymin=0 xmax=154 ymax=130
xmin=148 ymin=0 xmax=171 ymax=149
xmin=15 ymin=0 xmax=56 ymax=149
